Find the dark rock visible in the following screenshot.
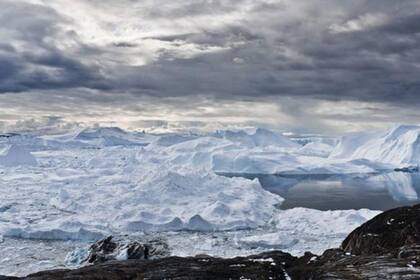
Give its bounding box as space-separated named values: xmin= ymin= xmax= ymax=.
xmin=22 ymin=251 xmax=296 ymax=280
xmin=341 ymin=204 xmax=420 ymax=255
xmin=398 ymin=245 xmax=420 ymax=260
xmin=73 ymin=235 xmax=170 ymax=265
xmin=292 ymin=248 xmax=420 ymax=280
xmin=394 ymin=166 xmax=419 ymax=173
xmin=19 ymin=248 xmax=420 ymax=280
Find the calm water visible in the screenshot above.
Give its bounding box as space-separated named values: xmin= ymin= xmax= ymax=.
xmin=221 ymin=172 xmax=420 ymax=211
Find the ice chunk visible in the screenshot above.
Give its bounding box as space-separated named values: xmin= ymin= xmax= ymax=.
xmin=0 ymin=145 xmax=37 ymax=167
xmin=4 ymin=227 xmax=104 ymax=241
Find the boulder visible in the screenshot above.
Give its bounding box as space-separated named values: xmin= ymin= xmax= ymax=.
xmin=65 ymin=235 xmax=170 ymax=266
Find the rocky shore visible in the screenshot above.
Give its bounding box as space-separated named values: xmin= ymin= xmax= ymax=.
xmin=3 ymin=204 xmax=420 ymax=279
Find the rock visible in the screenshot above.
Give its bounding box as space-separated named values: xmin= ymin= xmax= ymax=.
xmin=66 ymin=235 xmax=170 ymax=266
xmin=398 ymin=245 xmax=420 ymax=259
xmin=22 ymin=251 xmax=296 ymax=280
xmin=291 ymin=248 xmax=420 ymax=280
xmin=341 ymin=204 xmax=420 ymax=255
xmin=394 ymin=166 xmax=419 ymax=173
xmin=10 ymin=247 xmax=420 ymax=280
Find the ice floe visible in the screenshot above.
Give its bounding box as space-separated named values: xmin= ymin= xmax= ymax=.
xmin=0 ymin=145 xmax=37 ymax=167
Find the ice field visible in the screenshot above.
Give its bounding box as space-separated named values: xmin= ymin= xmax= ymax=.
xmin=1 ymin=125 xmax=420 ymax=275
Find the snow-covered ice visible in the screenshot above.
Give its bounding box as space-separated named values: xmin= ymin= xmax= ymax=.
xmin=1 ymin=124 xmax=419 ymax=276
xmin=330 ymin=124 xmax=420 ymax=166
xmin=0 ymin=143 xmax=285 ymax=240
xmin=0 ymin=145 xmax=37 ymax=167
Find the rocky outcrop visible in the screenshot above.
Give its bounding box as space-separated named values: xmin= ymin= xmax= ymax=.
xmin=21 ymin=252 xmax=296 ymax=280
xmin=289 ymin=248 xmax=420 ymax=279
xmin=341 ymin=204 xmax=420 ymax=255
xmin=75 ymin=235 xmax=170 ymax=265
xmin=11 ymin=249 xmax=420 ymax=279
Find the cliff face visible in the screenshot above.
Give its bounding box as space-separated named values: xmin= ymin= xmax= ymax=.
xmin=4 ymin=204 xmax=420 ymax=280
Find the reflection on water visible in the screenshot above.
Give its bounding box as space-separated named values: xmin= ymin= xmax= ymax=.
xmin=222 ymin=172 xmax=420 ymax=211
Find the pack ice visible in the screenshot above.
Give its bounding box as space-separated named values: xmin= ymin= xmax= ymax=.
xmin=0 ymin=125 xmax=417 ymax=247
xmin=0 ymin=145 xmax=37 ymax=167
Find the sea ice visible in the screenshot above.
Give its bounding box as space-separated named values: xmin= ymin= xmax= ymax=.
xmin=0 ymin=145 xmax=37 ymax=167
xmin=0 ymin=125 xmax=417 ymax=276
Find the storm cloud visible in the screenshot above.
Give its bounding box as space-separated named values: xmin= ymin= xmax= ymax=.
xmin=0 ymin=0 xmax=420 ymax=133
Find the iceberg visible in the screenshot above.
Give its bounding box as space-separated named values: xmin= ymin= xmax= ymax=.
xmin=212 ymin=128 xmax=300 ymax=148
xmin=0 ymin=125 xmax=417 ymax=244
xmin=330 ymin=125 xmax=420 ymax=167
xmin=0 ymin=167 xmax=284 ymax=238
xmin=74 ymin=127 xmax=152 ymax=147
xmin=0 ymin=145 xmax=37 ymax=167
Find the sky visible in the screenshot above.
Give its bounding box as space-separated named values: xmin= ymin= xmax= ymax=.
xmin=0 ymin=0 xmax=420 ymax=135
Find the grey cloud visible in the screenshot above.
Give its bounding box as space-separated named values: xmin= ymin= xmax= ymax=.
xmin=143 ymin=0 xmax=246 ymax=19
xmin=0 ymin=1 xmax=108 ymax=92
xmin=1 ymin=0 xmax=420 ymax=133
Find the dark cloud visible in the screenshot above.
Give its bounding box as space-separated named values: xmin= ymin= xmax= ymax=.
xmin=0 ymin=1 xmax=107 ymax=92
xmin=143 ymin=0 xmax=246 ymax=19
xmin=1 ymin=0 xmax=420 ymax=133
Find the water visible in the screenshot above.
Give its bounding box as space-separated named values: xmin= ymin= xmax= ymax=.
xmin=222 ymin=172 xmax=420 ymax=211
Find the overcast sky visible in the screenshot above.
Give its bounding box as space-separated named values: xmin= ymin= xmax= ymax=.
xmin=1 ymin=0 xmax=420 ymax=134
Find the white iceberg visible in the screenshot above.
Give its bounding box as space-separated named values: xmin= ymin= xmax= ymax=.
xmin=330 ymin=125 xmax=420 ymax=167
xmin=0 ymin=145 xmax=37 ymax=167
